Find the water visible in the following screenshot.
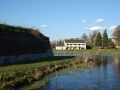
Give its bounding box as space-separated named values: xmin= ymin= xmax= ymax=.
xmin=41 ymin=54 xmax=120 ymax=90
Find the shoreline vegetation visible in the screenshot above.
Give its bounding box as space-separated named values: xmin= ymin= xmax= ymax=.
xmin=0 ymin=56 xmax=94 ymax=90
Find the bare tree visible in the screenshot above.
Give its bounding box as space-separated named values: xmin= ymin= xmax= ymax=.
xmin=108 ymin=38 xmax=115 ymax=48
xmin=112 ymin=25 xmax=120 ymax=50
xmin=89 ymin=30 xmax=98 ymax=47
xmin=50 ymin=40 xmax=57 ymax=49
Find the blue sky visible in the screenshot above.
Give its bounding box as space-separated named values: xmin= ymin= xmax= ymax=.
xmin=0 ymin=0 xmax=120 ymax=41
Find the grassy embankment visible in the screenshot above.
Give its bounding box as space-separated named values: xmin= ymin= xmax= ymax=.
xmin=0 ymin=56 xmax=92 ymax=90
xmin=53 ymin=48 xmax=120 ymax=55
xmin=0 ymin=23 xmax=44 ymax=37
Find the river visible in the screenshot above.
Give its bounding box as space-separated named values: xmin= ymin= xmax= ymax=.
xmin=41 ymin=54 xmax=120 ymax=90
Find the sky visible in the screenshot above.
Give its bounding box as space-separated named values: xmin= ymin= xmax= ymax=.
xmin=0 ymin=0 xmax=120 ymax=41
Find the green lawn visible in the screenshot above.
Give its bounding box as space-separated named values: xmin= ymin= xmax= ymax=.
xmin=53 ymin=48 xmax=119 ymax=55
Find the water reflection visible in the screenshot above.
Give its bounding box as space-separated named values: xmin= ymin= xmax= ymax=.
xmin=41 ymin=54 xmax=120 ymax=90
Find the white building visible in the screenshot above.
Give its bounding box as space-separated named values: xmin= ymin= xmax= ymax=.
xmin=56 ymin=43 xmax=66 ymax=50
xmin=56 ymin=40 xmax=86 ymax=50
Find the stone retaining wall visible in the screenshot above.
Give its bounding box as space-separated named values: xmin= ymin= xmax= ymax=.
xmin=0 ymin=49 xmax=53 ymax=65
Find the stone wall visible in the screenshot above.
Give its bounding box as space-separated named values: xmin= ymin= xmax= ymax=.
xmin=0 ymin=49 xmax=53 ymax=65
xmin=0 ymin=36 xmax=51 ymax=56
xmin=0 ymin=32 xmax=53 ymax=65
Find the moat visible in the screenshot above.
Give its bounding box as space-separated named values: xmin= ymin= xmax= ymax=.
xmin=40 ymin=54 xmax=120 ymax=90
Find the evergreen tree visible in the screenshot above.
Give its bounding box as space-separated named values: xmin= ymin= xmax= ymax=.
xmin=103 ymin=29 xmax=108 ymax=47
xmin=82 ymin=33 xmax=88 ymax=41
xmin=59 ymin=39 xmax=62 ymax=43
xmin=95 ymin=32 xmax=102 ymax=47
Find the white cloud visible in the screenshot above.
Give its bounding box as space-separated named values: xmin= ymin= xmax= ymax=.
xmin=85 ymin=27 xmax=89 ymax=30
xmin=95 ymin=19 xmax=104 ymax=23
xmin=41 ymin=24 xmax=48 ymax=28
xmin=82 ymin=20 xmax=87 ymax=23
xmin=108 ymin=26 xmax=117 ymax=30
xmin=90 ymin=26 xmax=105 ymax=30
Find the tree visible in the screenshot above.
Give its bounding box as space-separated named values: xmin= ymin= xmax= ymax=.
xmin=89 ymin=30 xmax=98 ymax=47
xmin=95 ymin=32 xmax=102 ymax=47
xmin=74 ymin=38 xmax=80 ymax=40
xmin=50 ymin=40 xmax=57 ymax=49
xmin=82 ymin=33 xmax=88 ymax=41
xmin=69 ymin=38 xmax=75 ymax=40
xmin=112 ymin=25 xmax=120 ymax=50
xmin=102 ymin=29 xmax=108 ymax=47
xmin=89 ymin=30 xmax=98 ymax=43
xmin=59 ymin=39 xmax=62 ymax=43
xmin=108 ymin=38 xmax=115 ymax=48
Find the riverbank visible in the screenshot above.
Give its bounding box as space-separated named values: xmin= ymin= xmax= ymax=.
xmin=0 ymin=56 xmax=93 ymax=90
xmin=53 ymin=49 xmax=120 ymax=55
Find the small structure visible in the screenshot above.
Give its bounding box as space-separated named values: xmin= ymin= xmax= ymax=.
xmin=56 ymin=40 xmax=86 ymax=50
xmin=56 ymin=43 xmax=66 ymax=50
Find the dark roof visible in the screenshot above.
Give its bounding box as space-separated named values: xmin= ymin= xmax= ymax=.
xmin=56 ymin=43 xmax=65 ymax=46
xmin=65 ymin=40 xmax=86 ymax=43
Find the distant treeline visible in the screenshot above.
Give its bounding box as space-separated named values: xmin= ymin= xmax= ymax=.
xmin=0 ymin=23 xmax=44 ymax=38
